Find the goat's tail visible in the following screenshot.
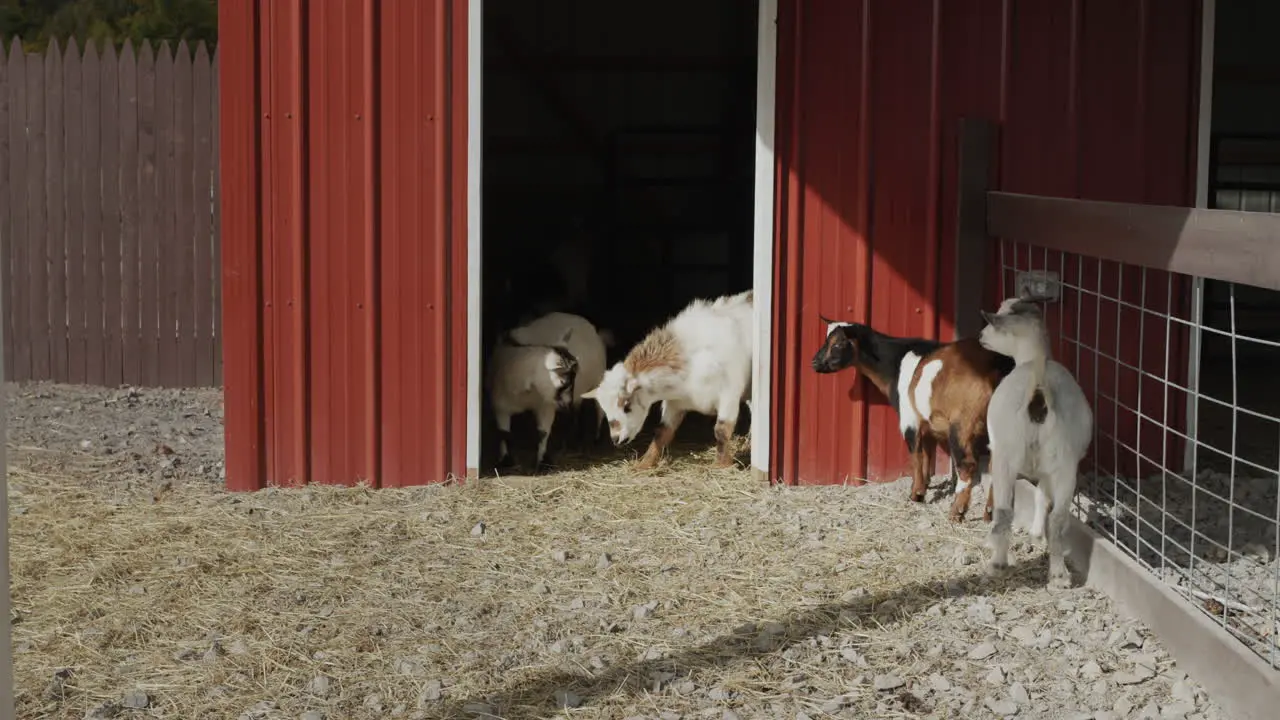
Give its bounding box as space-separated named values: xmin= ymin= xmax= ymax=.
xmin=1024 ymin=357 xmax=1056 ymax=424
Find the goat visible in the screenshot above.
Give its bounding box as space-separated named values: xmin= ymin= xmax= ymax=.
xmin=507 ymin=311 xmax=613 ymax=447
xmin=487 ymin=326 xmax=579 ymax=473
xmin=810 ymin=318 xmax=1015 ymax=522
xmin=979 ymin=296 xmax=1093 ymax=589
xmin=583 ymin=289 xmax=754 ymax=469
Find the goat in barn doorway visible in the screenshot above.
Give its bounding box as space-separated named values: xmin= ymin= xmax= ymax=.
xmin=487 ymin=311 xmax=612 ymax=473
xmin=583 ymin=290 xmax=754 ymax=470
xmin=810 ymin=318 xmax=1015 ymax=522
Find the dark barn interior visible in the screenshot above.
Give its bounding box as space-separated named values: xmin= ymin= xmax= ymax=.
xmin=478 ymin=0 xmax=760 ymax=474
xmin=1198 ymin=0 xmax=1280 ymax=474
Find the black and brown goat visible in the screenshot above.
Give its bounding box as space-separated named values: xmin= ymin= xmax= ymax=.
xmin=810 ymin=317 xmax=1016 ymax=522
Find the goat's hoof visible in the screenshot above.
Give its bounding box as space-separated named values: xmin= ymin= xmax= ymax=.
xmin=948 ymin=510 xmax=966 ymax=524
xmin=909 ymin=492 xmax=926 ymax=504
xmin=713 ymin=457 xmax=735 ymax=469
xmin=535 ymin=458 xmax=557 ymax=474
xmin=982 ymin=510 xmax=994 ymax=523
xmin=1048 ymin=573 xmax=1073 ymax=590
xmin=634 ymin=458 xmax=658 ymax=472
xmin=986 ymin=560 xmax=1010 ymax=576
xmin=495 ymin=454 xmax=516 ymax=470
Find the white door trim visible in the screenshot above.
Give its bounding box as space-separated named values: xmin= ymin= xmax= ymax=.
xmin=465 ymin=0 xmax=484 ymax=477
xmin=751 ymin=0 xmax=779 ymax=482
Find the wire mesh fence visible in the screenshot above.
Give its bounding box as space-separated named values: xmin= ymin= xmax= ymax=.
xmin=998 ymin=239 xmax=1280 ymax=670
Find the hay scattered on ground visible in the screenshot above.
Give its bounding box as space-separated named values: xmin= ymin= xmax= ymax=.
xmin=7 ymin=384 xmax=1230 ymax=719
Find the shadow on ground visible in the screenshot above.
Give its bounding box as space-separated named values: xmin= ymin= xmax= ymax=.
xmin=421 ymin=557 xmax=1055 ymax=719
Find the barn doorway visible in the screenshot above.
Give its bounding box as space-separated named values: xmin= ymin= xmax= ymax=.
xmin=473 ymin=0 xmax=766 ymax=475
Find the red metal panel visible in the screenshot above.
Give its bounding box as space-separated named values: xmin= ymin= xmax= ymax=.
xmin=449 ymin=0 xmax=469 ymax=478
xmin=219 ymin=0 xmax=266 ymax=492
xmin=770 ymin=0 xmax=801 ymax=484
xmin=771 ymin=0 xmax=873 ymax=485
xmin=937 ymin=0 xmax=1009 ymax=335
xmin=378 ymin=0 xmax=455 ymax=487
xmin=258 ymin=0 xmax=309 ymax=487
xmin=864 ymin=0 xmax=944 ymax=481
xmin=220 ymin=0 xmax=468 ymax=489
xmin=772 ymin=0 xmax=1201 ymax=485
xmin=306 ymin=0 xmax=376 ymax=486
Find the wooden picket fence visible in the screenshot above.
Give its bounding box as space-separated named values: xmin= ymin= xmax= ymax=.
xmin=0 ymin=38 xmax=221 ymax=388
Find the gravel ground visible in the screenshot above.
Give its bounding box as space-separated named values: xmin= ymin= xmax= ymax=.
xmin=1078 ymin=468 xmax=1280 ymax=668
xmin=6 ymin=383 xmax=1238 ymax=719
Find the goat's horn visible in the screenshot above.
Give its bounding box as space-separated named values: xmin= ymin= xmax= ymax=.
xmin=818 ymin=313 xmax=837 ymax=325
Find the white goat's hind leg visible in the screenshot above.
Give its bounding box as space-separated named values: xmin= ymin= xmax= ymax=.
xmin=532 ymin=403 xmax=558 ymax=474
xmin=1046 ymin=470 xmax=1079 ymax=589
xmin=986 ymin=456 xmax=1016 ymax=572
xmin=494 ymin=409 xmax=516 ymax=469
xmin=1028 ymin=483 xmax=1050 ymax=541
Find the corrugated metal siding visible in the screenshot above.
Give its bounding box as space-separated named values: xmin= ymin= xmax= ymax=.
xmin=772 ymin=0 xmax=1200 ymax=485
xmin=219 ymin=0 xmax=468 ymax=490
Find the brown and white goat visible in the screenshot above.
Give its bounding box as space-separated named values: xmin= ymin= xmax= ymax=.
xmin=810 ymin=318 xmax=1015 ymax=522
xmin=583 ymin=290 xmax=754 ymax=469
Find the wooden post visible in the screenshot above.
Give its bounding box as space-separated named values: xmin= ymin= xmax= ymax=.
xmin=954 ymin=118 xmax=996 ymax=340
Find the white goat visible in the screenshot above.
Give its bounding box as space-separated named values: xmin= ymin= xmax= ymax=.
xmin=583 ymin=289 xmax=754 ymax=469
xmin=487 ymin=326 xmax=579 ymax=473
xmin=508 ymin=311 xmax=612 ymax=445
xmin=979 ymin=296 xmax=1093 ymax=588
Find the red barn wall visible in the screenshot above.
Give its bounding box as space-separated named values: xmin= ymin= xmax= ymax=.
xmin=771 ymin=0 xmax=1201 ymax=485
xmin=219 ymin=0 xmax=469 ymax=490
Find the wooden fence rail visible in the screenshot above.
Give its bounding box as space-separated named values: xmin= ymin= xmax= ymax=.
xmin=0 ymin=38 xmax=220 ymax=388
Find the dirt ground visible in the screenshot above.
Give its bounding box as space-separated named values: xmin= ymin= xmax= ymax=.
xmin=6 ymin=384 xmax=1234 ymax=720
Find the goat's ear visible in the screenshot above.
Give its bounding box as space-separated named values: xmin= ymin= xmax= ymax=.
xmin=559 ymin=327 xmax=574 ymax=345
xmin=980 ymin=310 xmax=998 ymax=326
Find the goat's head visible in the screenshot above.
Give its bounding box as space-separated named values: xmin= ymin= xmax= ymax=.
xmin=811 ymin=315 xmax=870 ymax=374
xmin=979 ymin=296 xmax=1047 ymax=360
xmin=545 ymin=345 xmax=580 ymax=410
xmin=505 ymin=327 xmax=579 ymax=410
xmin=581 ymin=363 xmax=652 ymax=446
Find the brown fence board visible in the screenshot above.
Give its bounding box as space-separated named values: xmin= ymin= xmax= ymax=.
xmin=193 ymin=43 xmax=216 ymax=386
xmin=988 ymin=191 xmax=1280 ymax=293
xmin=211 ymin=52 xmax=222 ymax=386
xmin=118 ymin=42 xmax=141 ymax=387
xmin=6 ymin=43 xmax=28 ymax=382
xmin=83 ymin=42 xmax=105 ymax=386
xmin=64 ymin=39 xmax=86 ymax=384
xmin=1 ymin=41 xmax=223 ymax=388
xmin=174 ymin=41 xmax=197 ymax=387
xmin=100 ymin=43 xmax=123 ymax=387
xmin=156 ymin=41 xmax=178 ymax=387
xmin=137 ymin=42 xmax=160 ymax=386
xmin=27 ymin=44 xmax=49 ymax=381
xmin=0 ymin=42 xmax=12 ymax=379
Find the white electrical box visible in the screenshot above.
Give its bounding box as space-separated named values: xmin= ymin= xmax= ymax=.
xmin=1014 ymin=270 xmax=1061 ymax=302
